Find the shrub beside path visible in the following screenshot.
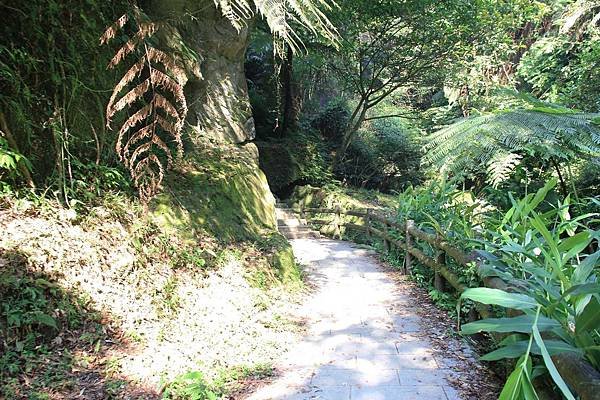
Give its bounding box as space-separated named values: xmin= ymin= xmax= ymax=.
xmin=246 ymin=238 xmax=491 ymax=400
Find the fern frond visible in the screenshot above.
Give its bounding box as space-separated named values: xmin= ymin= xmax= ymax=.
xmin=102 ymin=7 xmax=186 ymax=203
xmin=214 ymin=0 xmax=338 ymax=56
xmin=425 ymin=108 xmax=600 ymax=183
xmin=487 ymin=152 xmax=523 ymax=188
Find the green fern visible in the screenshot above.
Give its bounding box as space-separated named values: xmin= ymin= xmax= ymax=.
xmin=216 ymin=0 xmax=338 ymax=55
xmin=424 ymin=107 xmax=600 ymax=185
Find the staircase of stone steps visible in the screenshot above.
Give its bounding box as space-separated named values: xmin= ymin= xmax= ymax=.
xmin=275 ymin=203 xmax=321 ymax=240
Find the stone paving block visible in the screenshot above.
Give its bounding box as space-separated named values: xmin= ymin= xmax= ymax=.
xmin=253 ymin=384 xmax=352 ymax=400
xmin=310 ymin=366 xmax=400 ymax=387
xmin=337 ymin=339 xmax=398 ymax=356
xmin=392 ymin=320 xmax=421 ymax=333
xmin=350 ymin=385 xmax=448 ymax=400
xmin=394 ymin=340 xmax=434 ymax=355
xmin=443 ymin=385 xmax=462 ymax=400
xmin=359 ymin=318 xmax=395 ymax=331
xmin=356 ymin=354 xmax=439 ymax=370
xmin=397 ymin=369 xmax=453 ymax=386
xmin=342 ymin=327 xmax=397 ymax=339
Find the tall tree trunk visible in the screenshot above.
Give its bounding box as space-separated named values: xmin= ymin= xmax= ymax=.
xmin=332 ymin=102 xmax=369 ymax=170
xmin=278 ymin=45 xmax=298 ymax=136
xmin=551 ymin=158 xmax=569 ymax=198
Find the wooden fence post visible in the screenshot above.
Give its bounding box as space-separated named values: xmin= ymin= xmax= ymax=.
xmin=434 ymin=250 xmax=446 ymax=292
xmin=404 ymin=219 xmax=414 ymax=274
xmin=335 ymin=207 xmax=341 ymax=239
xmin=383 ymin=221 xmax=391 ymax=253
xmin=366 ymin=208 xmax=372 ymax=240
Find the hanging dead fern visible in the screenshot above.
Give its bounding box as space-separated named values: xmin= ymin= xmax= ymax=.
xmin=100 ymin=7 xmax=187 ymax=203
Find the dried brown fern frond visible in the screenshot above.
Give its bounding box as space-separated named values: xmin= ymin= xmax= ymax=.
xmin=101 ymin=7 xmax=187 ymax=203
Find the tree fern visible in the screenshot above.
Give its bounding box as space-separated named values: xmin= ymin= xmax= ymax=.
xmin=217 ymin=0 xmax=338 ymax=55
xmin=424 ymin=107 xmax=600 ymax=186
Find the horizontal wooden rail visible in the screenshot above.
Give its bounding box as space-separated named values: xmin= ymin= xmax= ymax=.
xmin=295 ymin=206 xmax=600 ymax=400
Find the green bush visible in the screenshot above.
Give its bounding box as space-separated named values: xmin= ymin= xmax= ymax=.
xmin=460 ymin=180 xmax=600 ymax=399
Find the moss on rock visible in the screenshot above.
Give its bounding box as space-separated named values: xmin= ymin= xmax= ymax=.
xmin=289 ymin=185 xmax=397 ymax=239
xmin=151 ymin=142 xmax=277 ymax=243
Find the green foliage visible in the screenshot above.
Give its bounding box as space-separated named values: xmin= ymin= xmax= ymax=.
xmin=0 ymin=0 xmax=129 ymax=190
xmin=458 ymin=180 xmax=600 ymax=399
xmin=336 ymin=103 xmax=423 ymax=192
xmin=163 ymin=371 xmax=218 ymax=400
xmin=0 ymin=137 xmax=32 ymax=191
xmin=311 ymin=99 xmax=351 ymax=143
xmin=517 ymin=1 xmax=600 ymax=112
xmin=163 ymin=364 xmax=274 ymax=400
xmin=425 ymin=106 xmax=600 ymax=187
xmin=0 ymin=251 xmax=102 ymax=396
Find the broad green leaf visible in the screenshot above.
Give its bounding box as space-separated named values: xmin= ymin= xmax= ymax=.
xmin=461 ymin=315 xmax=559 ymax=335
xmin=563 ymin=283 xmax=600 ymax=299
xmin=529 ymin=212 xmax=565 ymax=281
xmin=576 ymin=297 xmax=600 ymax=333
xmin=461 ymin=288 xmax=537 ymax=310
xmin=558 ymin=231 xmax=591 ymax=252
xmin=481 ymin=340 xmax=582 ymax=361
xmin=528 ymin=179 xmax=556 ymax=213
xmin=573 ymin=251 xmax=600 ymax=284
xmin=532 ymin=325 xmax=575 ymax=400
xmin=559 ymin=231 xmax=592 ymax=264
xmin=32 ymin=312 xmax=58 ymax=329
xmin=499 ymin=359 xmax=526 ymax=400
xmin=521 ymin=365 xmax=539 ymax=400
xmin=547 ymin=283 xmax=600 ymax=315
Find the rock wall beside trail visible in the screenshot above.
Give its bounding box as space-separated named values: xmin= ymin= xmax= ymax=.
xmin=144 ymin=0 xmax=282 ymax=240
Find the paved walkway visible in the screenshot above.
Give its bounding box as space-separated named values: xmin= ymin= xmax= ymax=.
xmin=247 ymin=239 xmax=461 ymax=400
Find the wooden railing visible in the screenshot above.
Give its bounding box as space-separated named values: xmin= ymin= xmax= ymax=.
xmin=294 ymin=206 xmax=600 ymax=400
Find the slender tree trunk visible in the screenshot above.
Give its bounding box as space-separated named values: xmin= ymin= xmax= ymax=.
xmin=278 ymin=45 xmax=298 ymax=136
xmin=551 ymin=158 xmax=568 ymax=198
xmin=334 ymin=103 xmax=368 ymax=165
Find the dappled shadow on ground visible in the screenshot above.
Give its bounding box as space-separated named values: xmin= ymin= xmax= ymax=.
xmin=0 ymin=249 xmax=159 ymax=399
xmin=243 ymin=238 xmax=500 ymax=400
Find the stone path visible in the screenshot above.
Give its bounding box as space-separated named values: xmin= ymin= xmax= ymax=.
xmin=247 ymin=238 xmax=462 ymax=400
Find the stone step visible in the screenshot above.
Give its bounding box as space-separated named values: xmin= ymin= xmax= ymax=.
xmin=278 ymin=225 xmax=312 ymax=233
xmin=275 ymin=206 xmax=319 ymax=239
xmin=276 ymin=212 xmax=301 ymax=221
xmin=277 ymin=225 xmax=320 ymax=240
xmin=277 ymin=218 xmax=308 ymax=227
xmin=279 ymin=229 xmax=321 ymax=239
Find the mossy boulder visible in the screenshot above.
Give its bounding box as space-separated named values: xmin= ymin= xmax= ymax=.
xmin=151 ymin=142 xmax=276 ymax=243
xmin=289 ymin=185 xmax=397 ymax=239
xmin=269 ymin=239 xmax=300 ymax=283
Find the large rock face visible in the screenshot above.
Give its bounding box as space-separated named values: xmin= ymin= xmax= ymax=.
xmin=145 ymin=0 xmax=278 ymax=238
xmin=148 ymin=0 xmax=256 ymax=144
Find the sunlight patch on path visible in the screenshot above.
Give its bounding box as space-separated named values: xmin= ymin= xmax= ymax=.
xmin=246 ymin=239 xmax=461 ymax=400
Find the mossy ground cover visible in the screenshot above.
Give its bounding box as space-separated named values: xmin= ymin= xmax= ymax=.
xmin=289 ymin=184 xmax=397 ymax=240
